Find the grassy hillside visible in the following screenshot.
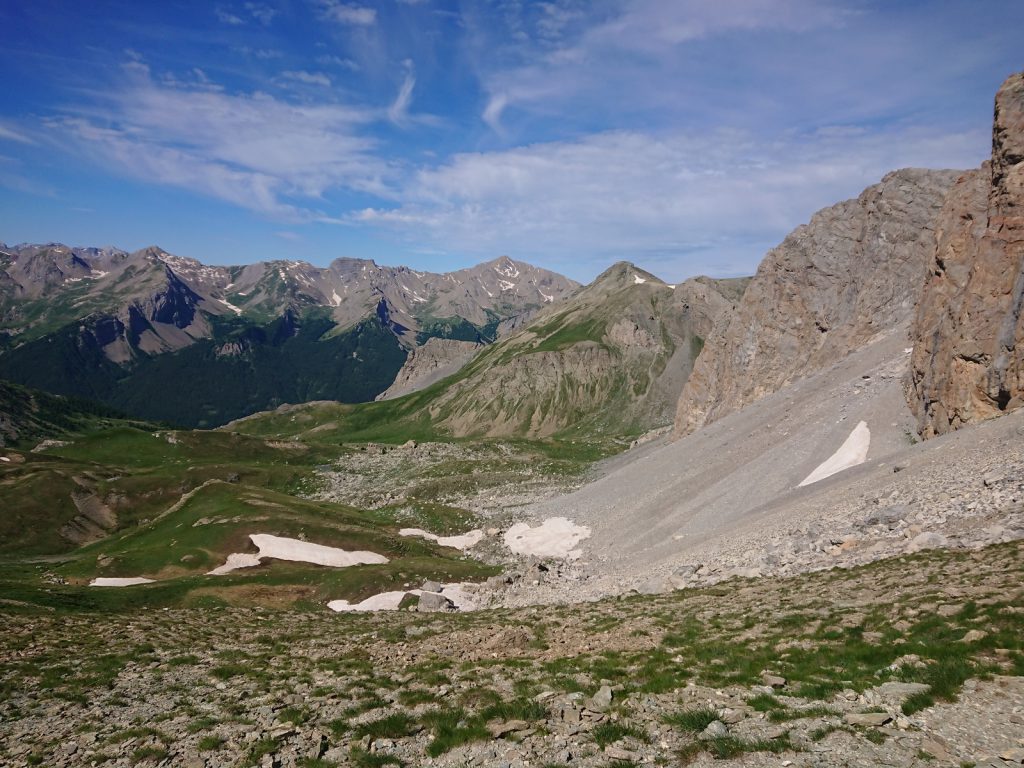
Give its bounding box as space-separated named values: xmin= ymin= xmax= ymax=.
xmin=0 ymin=379 xmax=142 ymax=448
xmin=0 ymin=426 xmax=341 ymax=556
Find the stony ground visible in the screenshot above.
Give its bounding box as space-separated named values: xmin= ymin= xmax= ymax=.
xmin=2 ymin=541 xmax=1022 ymax=768
xmin=310 ymin=440 xmax=596 ymax=515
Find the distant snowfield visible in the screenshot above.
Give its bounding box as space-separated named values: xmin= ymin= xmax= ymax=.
xmin=504 ymin=517 xmax=590 ymax=559
xmin=798 ymin=421 xmax=871 ymax=487
xmin=207 ymin=534 xmax=389 ymax=575
xmin=399 ymin=528 xmax=484 ymax=551
xmin=89 ymin=577 xmax=155 ymax=587
xmin=328 ymin=582 xmax=478 ymax=613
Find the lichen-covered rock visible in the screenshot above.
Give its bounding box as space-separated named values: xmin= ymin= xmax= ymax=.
xmin=908 ymin=72 xmax=1024 ymax=436
xmin=674 ymin=168 xmax=959 ymax=437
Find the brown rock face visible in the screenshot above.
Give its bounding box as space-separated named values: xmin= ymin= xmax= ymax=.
xmin=674 ymin=168 xmax=959 ymax=437
xmin=909 ymin=72 xmax=1024 ymax=436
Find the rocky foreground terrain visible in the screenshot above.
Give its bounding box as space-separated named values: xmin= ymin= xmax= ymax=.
xmin=3 ymin=541 xmax=1022 ymax=768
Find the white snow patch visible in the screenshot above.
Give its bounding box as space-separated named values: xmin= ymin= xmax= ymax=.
xmin=798 ymin=421 xmax=871 ymax=487
xmin=219 ymin=297 xmax=242 ymax=314
xmin=504 ymin=517 xmax=590 ymax=559
xmin=89 ymin=577 xmax=155 ymax=587
xmin=498 ymin=279 xmax=516 ymax=291
xmin=633 ymin=274 xmax=646 ymax=284
xmin=330 ymin=290 xmax=342 ymax=307
xmin=327 ymin=582 xmax=478 ymax=613
xmin=540 ymin=290 xmax=554 ymax=302
xmin=207 ymin=553 xmax=262 ymax=575
xmin=667 ymin=284 xmax=676 ymax=290
xmin=399 ymin=528 xmax=484 ymax=551
xmin=206 ymin=534 xmax=388 ymax=575
xmin=89 ymin=270 xmax=109 ymax=279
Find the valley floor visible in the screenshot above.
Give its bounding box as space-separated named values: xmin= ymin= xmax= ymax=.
xmin=2 ymin=541 xmax=1022 ymax=767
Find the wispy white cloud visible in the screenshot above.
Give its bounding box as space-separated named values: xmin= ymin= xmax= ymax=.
xmin=244 ymin=2 xmax=277 ymax=25
xmin=237 ymin=46 xmax=284 ymax=60
xmin=387 ymin=62 xmax=416 ymax=125
xmin=357 ymin=124 xmax=986 ymax=279
xmin=0 ymin=123 xmax=35 ymax=145
xmin=281 ymin=70 xmax=332 ymax=87
xmin=481 ymin=93 xmax=507 ymax=133
xmin=474 ymin=0 xmax=850 ymax=132
xmin=215 ymin=8 xmax=245 ymax=25
xmin=318 ymin=1 xmax=377 ymax=26
xmin=48 ymin=60 xmax=388 ymax=219
xmin=317 ymin=54 xmax=361 ymax=71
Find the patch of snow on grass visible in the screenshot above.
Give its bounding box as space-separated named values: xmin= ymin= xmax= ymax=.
xmin=798 ymin=420 xmax=871 ymax=487
xmin=399 ymin=528 xmax=484 ymax=551
xmin=89 ymin=577 xmax=155 ymax=587
xmin=207 ymin=534 xmax=388 ymax=575
xmin=328 ymin=582 xmax=478 ymax=613
xmin=504 ymin=517 xmax=590 ymax=559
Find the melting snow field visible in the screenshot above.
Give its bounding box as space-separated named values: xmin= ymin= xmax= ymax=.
xmin=327 ymin=582 xmax=478 ymax=613
xmin=207 ymin=534 xmax=388 ymax=575
xmin=504 ymin=517 xmax=590 ymax=559
xmin=399 ymin=528 xmax=484 ymax=551
xmin=798 ymin=420 xmax=871 ymax=487
xmin=89 ymin=577 xmax=155 ymax=587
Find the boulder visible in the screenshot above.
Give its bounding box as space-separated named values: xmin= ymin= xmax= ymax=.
xmin=417 ymin=592 xmax=454 ymax=612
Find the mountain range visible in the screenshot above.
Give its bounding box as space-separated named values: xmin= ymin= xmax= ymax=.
xmin=0 ymin=246 xmax=577 ymax=426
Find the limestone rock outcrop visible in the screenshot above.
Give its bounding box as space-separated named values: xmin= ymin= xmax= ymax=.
xmin=908 ymin=72 xmax=1024 ymax=436
xmin=673 ymin=168 xmax=959 ymax=437
xmin=376 ymin=337 xmax=481 ymax=400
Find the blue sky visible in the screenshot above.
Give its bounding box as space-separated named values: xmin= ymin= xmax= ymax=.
xmin=0 ymin=1 xmax=1020 ymax=282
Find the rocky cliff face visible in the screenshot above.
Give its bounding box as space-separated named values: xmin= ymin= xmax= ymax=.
xmin=673 ymin=168 xmax=960 ymax=437
xmin=908 ymin=72 xmax=1024 ymax=436
xmin=376 ymin=337 xmax=481 ymax=400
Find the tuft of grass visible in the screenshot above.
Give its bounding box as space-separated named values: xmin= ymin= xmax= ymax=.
xmin=663 ymin=706 xmax=719 ymax=733
xmin=767 ymin=704 xmax=837 ymax=722
xmin=245 ymin=738 xmax=279 ymax=767
xmin=678 ymin=733 xmax=793 ymax=763
xmin=131 ymin=746 xmax=169 ymax=762
xmin=592 ymin=721 xmax=647 ymax=748
xmin=355 ymin=712 xmax=417 ymax=740
xmin=421 ymin=707 xmax=489 ymax=757
xmin=197 ymin=735 xmax=223 ymax=751
xmin=746 ymin=692 xmax=783 ymax=712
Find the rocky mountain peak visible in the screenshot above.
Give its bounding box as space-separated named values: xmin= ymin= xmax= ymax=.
xmin=587 ymin=261 xmax=664 ymax=292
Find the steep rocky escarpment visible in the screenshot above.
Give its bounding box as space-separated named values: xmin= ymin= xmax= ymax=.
xmin=909 ymin=72 xmax=1024 ymax=436
xmin=376 ymin=337 xmax=482 ymax=400
xmin=673 ymin=167 xmax=959 ymax=437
